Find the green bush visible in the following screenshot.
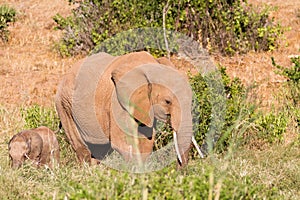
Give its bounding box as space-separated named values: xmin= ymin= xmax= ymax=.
xmin=272 ymin=56 xmax=300 ymax=130
xmin=192 ymin=67 xmax=255 ymax=154
xmin=20 ymin=105 xmax=76 ymax=164
xmin=155 ymin=66 xmax=252 ymax=156
xmin=0 ymin=5 xmax=16 ymax=42
xmin=272 ymin=56 xmax=300 ymax=84
xmin=20 ymin=104 xmax=60 ymax=130
xmin=92 ymin=27 xmax=173 ymax=57
xmin=54 ymin=0 xmax=283 ymax=56
xmin=254 ymin=112 xmax=288 ymax=144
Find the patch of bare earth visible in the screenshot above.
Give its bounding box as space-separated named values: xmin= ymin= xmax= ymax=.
xmin=0 ymin=0 xmax=79 ymax=108
xmin=218 ymin=0 xmax=300 ymax=109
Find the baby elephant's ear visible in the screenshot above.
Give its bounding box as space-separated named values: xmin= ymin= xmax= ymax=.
xmin=28 ymin=132 xmax=43 ymax=154
xmin=111 ymin=68 xmax=154 ymax=127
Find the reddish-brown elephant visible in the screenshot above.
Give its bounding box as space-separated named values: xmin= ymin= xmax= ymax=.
xmin=55 ymin=51 xmax=194 ymax=168
xmin=8 ymin=126 xmax=60 ymax=168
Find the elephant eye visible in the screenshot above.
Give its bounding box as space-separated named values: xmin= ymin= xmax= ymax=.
xmin=165 ymin=99 xmax=172 ymax=105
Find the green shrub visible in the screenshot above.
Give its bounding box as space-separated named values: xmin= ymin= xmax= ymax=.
xmin=0 ymin=5 xmax=16 ymax=42
xmin=54 ymin=0 xmax=283 ymax=56
xmin=92 ymin=27 xmax=173 ymax=57
xmin=197 ymin=67 xmax=255 ymax=154
xmin=254 ymin=112 xmax=288 ymax=144
xmin=20 ymin=105 xmax=76 ymax=164
xmin=154 ymin=67 xmax=252 ymax=156
xmin=272 ymin=56 xmax=300 ymax=85
xmin=20 ymin=104 xmax=59 ymax=130
xmin=272 ymin=56 xmax=300 ymax=131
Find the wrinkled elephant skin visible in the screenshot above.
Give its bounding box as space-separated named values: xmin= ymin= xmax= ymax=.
xmin=8 ymin=126 xmax=60 ymax=168
xmin=55 ymin=51 xmax=193 ymax=168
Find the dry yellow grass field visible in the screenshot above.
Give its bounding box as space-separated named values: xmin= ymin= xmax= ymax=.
xmin=0 ymin=0 xmax=79 ymax=107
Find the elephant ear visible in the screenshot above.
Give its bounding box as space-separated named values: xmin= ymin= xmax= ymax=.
xmin=111 ymin=67 xmax=154 ymax=127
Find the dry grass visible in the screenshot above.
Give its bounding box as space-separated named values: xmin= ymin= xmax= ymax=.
xmin=218 ymin=0 xmax=300 ymax=109
xmin=0 ymin=106 xmax=24 ymax=139
xmin=0 ymin=0 xmax=80 ymax=107
xmin=227 ymin=144 xmax=300 ymax=199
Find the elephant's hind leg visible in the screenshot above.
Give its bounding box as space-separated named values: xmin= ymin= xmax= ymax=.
xmin=55 ymin=97 xmax=92 ymax=164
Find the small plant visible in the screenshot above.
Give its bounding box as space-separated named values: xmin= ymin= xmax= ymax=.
xmin=255 ymin=112 xmax=288 ymax=144
xmin=272 ymin=56 xmax=300 ymax=132
xmin=0 ymin=5 xmax=16 ymax=42
xmin=272 ymin=56 xmax=300 ymax=84
xmin=20 ymin=104 xmax=59 ymax=130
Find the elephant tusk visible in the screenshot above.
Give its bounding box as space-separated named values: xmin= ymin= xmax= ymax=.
xmin=24 ymin=153 xmax=30 ymax=160
xmin=192 ymin=135 xmax=204 ymax=158
xmin=173 ymin=131 xmax=182 ymax=164
xmin=129 ymin=145 xmax=132 ymax=159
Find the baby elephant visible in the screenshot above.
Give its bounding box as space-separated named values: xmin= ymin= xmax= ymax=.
xmin=8 ymin=126 xmax=60 ymax=169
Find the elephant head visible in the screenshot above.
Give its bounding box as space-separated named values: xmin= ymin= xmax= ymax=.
xmin=8 ymin=131 xmax=43 ymax=168
xmin=111 ymin=61 xmax=193 ymax=167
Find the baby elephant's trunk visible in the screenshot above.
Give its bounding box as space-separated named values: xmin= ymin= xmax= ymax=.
xmin=11 ymin=160 xmax=22 ymax=169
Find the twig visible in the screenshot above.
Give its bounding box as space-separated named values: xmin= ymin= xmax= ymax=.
xmin=163 ymin=0 xmax=170 ymax=59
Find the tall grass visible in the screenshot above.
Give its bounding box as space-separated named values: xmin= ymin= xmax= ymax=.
xmin=1 ymin=149 xmax=294 ymax=199
xmin=0 ymin=100 xmax=299 ymax=199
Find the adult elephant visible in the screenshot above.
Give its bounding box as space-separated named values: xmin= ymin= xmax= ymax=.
xmin=55 ymin=51 xmax=194 ymax=168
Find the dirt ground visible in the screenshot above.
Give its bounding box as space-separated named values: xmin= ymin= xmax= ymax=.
xmin=218 ymin=0 xmax=300 ymax=109
xmin=0 ymin=0 xmax=299 ymax=110
xmin=0 ymin=0 xmax=79 ymax=107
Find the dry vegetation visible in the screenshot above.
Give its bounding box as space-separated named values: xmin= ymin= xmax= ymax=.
xmin=218 ymin=0 xmax=300 ymax=109
xmin=0 ymin=0 xmax=299 ymax=199
xmin=0 ymin=0 xmax=79 ymax=108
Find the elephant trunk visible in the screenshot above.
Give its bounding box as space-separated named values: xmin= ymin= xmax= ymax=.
xmin=171 ymin=100 xmax=193 ymax=168
xmin=175 ymin=119 xmax=193 ymax=167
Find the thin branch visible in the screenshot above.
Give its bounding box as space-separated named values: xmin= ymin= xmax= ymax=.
xmin=163 ymin=0 xmax=170 ymax=59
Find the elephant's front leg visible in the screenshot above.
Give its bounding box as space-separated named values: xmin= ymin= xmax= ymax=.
xmin=137 ymin=124 xmax=155 ymax=160
xmin=110 ymin=121 xmax=154 ymax=163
